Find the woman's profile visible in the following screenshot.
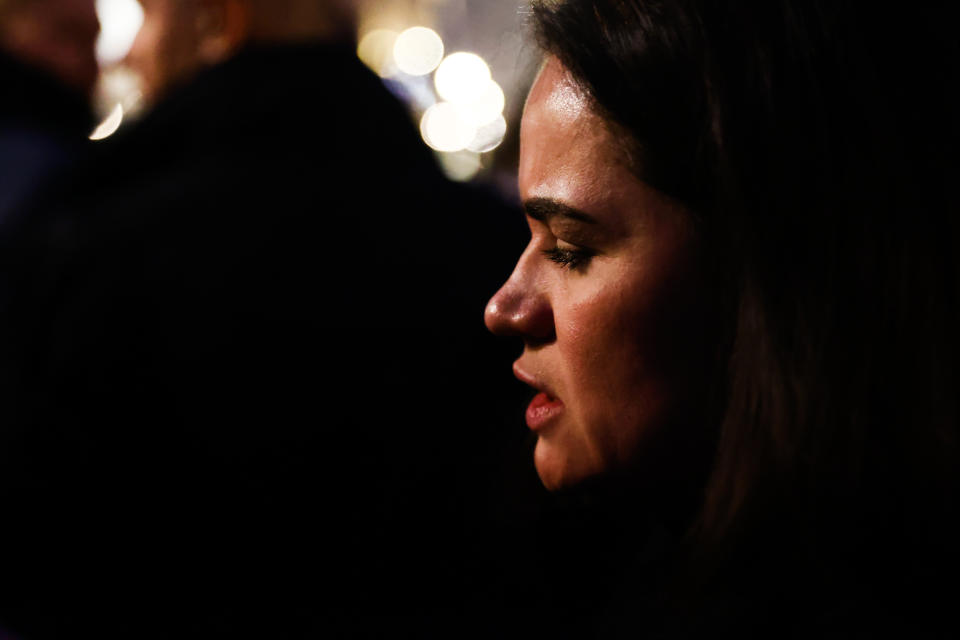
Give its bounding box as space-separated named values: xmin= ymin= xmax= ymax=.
xmin=486 ymin=0 xmax=959 ymax=635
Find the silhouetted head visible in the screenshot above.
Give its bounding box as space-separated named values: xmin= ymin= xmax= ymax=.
xmin=0 ymin=0 xmax=99 ymax=96
xmin=127 ymin=0 xmax=357 ymax=104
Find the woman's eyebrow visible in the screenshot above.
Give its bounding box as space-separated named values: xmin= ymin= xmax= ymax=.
xmin=523 ymin=197 xmax=599 ymax=225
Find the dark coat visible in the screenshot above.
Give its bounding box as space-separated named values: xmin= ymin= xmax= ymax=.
xmin=0 ymin=42 xmax=536 ymax=638
xmin=0 ymin=52 xmax=93 ymax=231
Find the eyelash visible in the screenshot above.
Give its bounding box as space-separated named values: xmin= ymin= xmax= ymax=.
xmin=542 ymin=246 xmax=595 ymax=271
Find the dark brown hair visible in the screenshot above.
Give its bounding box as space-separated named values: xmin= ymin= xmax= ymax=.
xmin=532 ymin=0 xmax=960 ymax=620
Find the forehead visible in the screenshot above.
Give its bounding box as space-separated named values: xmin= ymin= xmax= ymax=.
xmin=526 ymin=57 xmax=591 ymax=128
xmin=519 ymin=57 xmax=630 ymax=204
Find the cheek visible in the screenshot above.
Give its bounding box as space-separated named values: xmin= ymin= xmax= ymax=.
xmin=556 ymin=276 xmax=667 ymax=459
xmin=558 ymin=275 xmax=648 ymax=380
xmin=555 ymin=286 xmax=627 ymax=404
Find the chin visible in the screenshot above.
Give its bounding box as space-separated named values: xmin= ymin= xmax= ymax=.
xmin=533 ymin=436 xmax=599 ymax=491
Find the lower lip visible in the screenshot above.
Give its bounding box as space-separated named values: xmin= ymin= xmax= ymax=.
xmin=525 ymin=392 xmax=564 ymax=431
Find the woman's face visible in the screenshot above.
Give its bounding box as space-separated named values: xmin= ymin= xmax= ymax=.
xmin=485 ymin=57 xmax=713 ymax=490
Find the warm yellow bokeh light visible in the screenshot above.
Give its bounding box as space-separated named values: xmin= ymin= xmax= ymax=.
xmin=434 ymin=52 xmax=492 ymax=104
xmin=95 ymin=0 xmax=144 ymax=65
xmin=458 ymin=80 xmax=505 ymax=127
xmin=438 ymin=151 xmax=482 ymax=182
xmin=89 ymin=103 xmax=124 ymax=141
xmin=357 ymin=29 xmax=400 ymax=77
xmin=467 ymin=114 xmax=507 ymax=153
xmin=393 ymin=26 xmax=444 ymax=76
xmin=420 ymin=102 xmax=477 ymax=152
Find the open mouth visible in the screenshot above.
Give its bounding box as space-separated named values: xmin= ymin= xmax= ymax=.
xmin=526 ymin=391 xmax=564 ymax=431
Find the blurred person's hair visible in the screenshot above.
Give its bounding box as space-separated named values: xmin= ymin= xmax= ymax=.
xmin=531 ymin=0 xmax=959 ymax=597
xmin=246 ymin=0 xmax=356 ymax=42
xmin=0 ymin=0 xmax=25 ymax=23
xmin=0 ymin=0 xmax=99 ymax=95
xmin=124 ymin=0 xmax=358 ymax=105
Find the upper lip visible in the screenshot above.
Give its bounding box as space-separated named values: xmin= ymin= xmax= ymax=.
xmin=513 ymin=360 xmax=559 ymax=401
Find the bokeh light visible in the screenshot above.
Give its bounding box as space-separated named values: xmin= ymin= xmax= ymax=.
xmin=458 ymin=80 xmax=505 ymax=127
xmin=393 ymin=27 xmax=444 ymax=76
xmin=357 ymin=8 xmax=519 ymax=182
xmin=357 ymin=29 xmax=400 ymax=77
xmin=434 ymin=52 xmax=491 ymax=104
xmin=467 ymin=115 xmax=507 ymax=153
xmin=95 ymin=0 xmax=144 ymax=65
xmin=89 ymin=103 xmax=124 ymax=141
xmin=420 ymin=103 xmax=476 ymax=152
xmin=438 ymin=151 xmax=482 ymax=182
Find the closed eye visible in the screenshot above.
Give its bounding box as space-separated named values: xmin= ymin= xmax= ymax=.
xmin=542 ymin=245 xmax=595 ymax=271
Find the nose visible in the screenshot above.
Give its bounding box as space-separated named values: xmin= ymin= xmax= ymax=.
xmin=484 ymin=249 xmax=555 ymax=343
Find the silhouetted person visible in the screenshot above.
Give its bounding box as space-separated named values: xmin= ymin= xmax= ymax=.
xmin=0 ymin=1 xmax=531 ymax=637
